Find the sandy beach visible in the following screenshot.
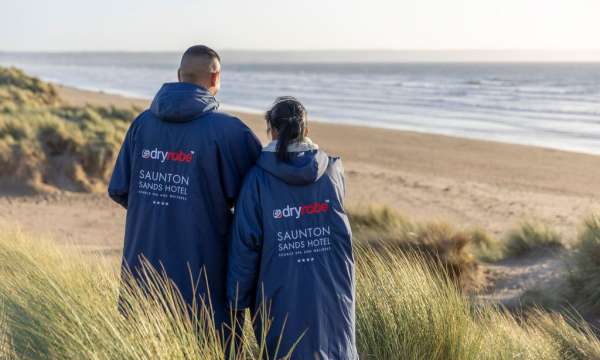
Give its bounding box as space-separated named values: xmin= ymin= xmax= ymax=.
xmin=1 ymin=84 xmax=599 ymax=252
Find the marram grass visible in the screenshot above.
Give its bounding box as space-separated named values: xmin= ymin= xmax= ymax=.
xmin=355 ymin=244 xmax=600 ymax=359
xmin=0 ymin=228 xmax=284 ymax=360
xmin=567 ymin=212 xmax=600 ymax=315
xmin=349 ymin=206 xmax=485 ymax=290
xmin=0 ymin=66 xmax=139 ymax=193
xmin=504 ymin=220 xmax=563 ymax=257
xmin=1 ymin=229 xmax=600 ymax=360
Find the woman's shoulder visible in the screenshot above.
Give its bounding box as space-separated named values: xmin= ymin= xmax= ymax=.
xmin=240 ymin=162 xmax=275 ymax=188
xmin=327 ymin=154 xmax=342 ymax=165
xmin=322 ymin=154 xmax=345 ymax=191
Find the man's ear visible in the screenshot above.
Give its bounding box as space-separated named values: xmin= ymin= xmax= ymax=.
xmin=210 ymin=71 xmax=220 ymax=88
xmin=304 ymin=126 xmax=309 ymax=137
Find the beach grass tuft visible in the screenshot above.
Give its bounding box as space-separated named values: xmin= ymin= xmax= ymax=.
xmin=566 ymin=213 xmax=600 ymax=314
xmin=467 ymin=227 xmax=506 ymax=263
xmin=504 ymin=221 xmax=563 ymax=257
xmin=0 ymin=228 xmax=264 ymax=359
xmin=348 ymin=206 xmax=486 ymax=290
xmin=355 ymin=244 xmax=600 ymax=360
xmin=1 ymin=228 xmax=600 ymax=359
xmin=0 ymin=66 xmax=139 ymax=193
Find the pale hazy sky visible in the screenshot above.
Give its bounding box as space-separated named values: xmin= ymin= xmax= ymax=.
xmin=2 ymin=0 xmax=600 ymax=51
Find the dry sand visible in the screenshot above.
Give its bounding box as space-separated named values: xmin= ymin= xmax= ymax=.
xmin=1 ymin=85 xmax=599 ymax=254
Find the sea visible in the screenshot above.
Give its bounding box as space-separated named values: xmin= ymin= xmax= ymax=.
xmin=1 ymin=51 xmax=599 ymax=155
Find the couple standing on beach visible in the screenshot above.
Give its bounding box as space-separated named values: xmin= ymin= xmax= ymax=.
xmin=108 ymin=45 xmax=358 ymax=360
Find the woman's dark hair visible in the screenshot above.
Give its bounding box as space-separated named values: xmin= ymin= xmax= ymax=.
xmin=265 ymin=96 xmax=307 ymax=162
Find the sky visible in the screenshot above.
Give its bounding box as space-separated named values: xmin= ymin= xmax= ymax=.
xmin=2 ymin=0 xmax=600 ymax=52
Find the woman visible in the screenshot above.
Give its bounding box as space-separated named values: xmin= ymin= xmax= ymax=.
xmin=227 ymin=97 xmax=357 ymax=359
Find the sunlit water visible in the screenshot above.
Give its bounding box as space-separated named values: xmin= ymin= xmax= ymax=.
xmin=1 ymin=51 xmax=599 ymax=155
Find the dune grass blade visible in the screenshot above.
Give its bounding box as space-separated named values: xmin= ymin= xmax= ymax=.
xmin=0 ymin=302 xmax=15 ymax=360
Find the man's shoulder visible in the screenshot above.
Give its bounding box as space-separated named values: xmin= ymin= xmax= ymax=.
xmin=122 ymin=110 xmax=152 ymax=138
xmin=205 ymin=110 xmax=258 ymax=140
xmin=131 ymin=109 xmax=248 ymax=130
xmin=130 ymin=109 xmax=153 ymax=126
xmin=205 ymin=110 xmax=242 ymax=124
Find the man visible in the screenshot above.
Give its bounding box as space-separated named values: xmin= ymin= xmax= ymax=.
xmin=108 ymin=45 xmax=262 ymax=334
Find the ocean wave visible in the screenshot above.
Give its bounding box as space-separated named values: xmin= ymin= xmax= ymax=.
xmin=3 ymin=52 xmax=600 ymax=155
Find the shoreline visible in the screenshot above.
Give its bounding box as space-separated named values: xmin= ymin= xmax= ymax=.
xmin=56 ymin=84 xmax=600 ymax=162
xmin=53 ymin=83 xmax=600 ymax=157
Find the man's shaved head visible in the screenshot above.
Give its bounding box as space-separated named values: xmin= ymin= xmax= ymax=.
xmin=178 ymin=45 xmax=222 ymax=94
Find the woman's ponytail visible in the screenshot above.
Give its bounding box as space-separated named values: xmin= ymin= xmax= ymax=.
xmin=265 ymin=97 xmax=307 ymax=162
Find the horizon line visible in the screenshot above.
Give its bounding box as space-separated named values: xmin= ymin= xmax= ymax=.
xmin=3 ymin=48 xmax=600 ymax=53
